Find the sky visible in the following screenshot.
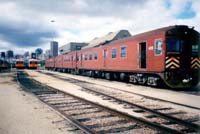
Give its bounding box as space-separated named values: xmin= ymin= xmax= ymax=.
xmin=0 ymin=0 xmax=200 ymax=55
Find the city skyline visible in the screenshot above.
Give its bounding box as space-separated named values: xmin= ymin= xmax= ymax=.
xmin=0 ymin=0 xmax=200 ymax=54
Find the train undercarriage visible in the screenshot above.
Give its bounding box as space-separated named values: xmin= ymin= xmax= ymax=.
xmin=46 ymin=67 xmax=165 ymax=87
xmin=46 ymin=66 xmax=199 ymax=89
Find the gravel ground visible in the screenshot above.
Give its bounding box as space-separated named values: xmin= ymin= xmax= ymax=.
xmin=0 ymin=72 xmax=77 ymax=134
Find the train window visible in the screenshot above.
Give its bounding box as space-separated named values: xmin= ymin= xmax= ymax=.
xmin=192 ymin=45 xmax=198 ymax=53
xmin=85 ymin=53 xmax=88 ymax=60
xmin=166 ymin=39 xmax=183 ymax=52
xmin=30 ymin=61 xmax=37 ymax=64
xmin=16 ymin=61 xmax=23 ymax=64
xmin=94 ymin=52 xmax=98 ymax=60
xmin=89 ymin=53 xmax=92 ymax=60
xmin=120 ymin=46 xmax=127 ymax=58
xmin=155 ymin=39 xmax=162 ymax=55
xmin=112 ymin=48 xmax=117 ymax=58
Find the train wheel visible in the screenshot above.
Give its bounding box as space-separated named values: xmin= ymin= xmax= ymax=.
xmin=129 ymin=74 xmax=138 ymax=84
xmin=120 ymin=73 xmax=128 ymax=81
xmin=105 ymin=72 xmax=113 ymax=80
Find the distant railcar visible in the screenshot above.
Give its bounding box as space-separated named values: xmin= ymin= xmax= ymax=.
xmin=15 ymin=59 xmax=25 ymax=69
xmin=28 ymin=59 xmax=38 ymax=69
xmin=0 ymin=60 xmax=10 ymax=70
xmin=45 ymin=25 xmax=200 ymax=89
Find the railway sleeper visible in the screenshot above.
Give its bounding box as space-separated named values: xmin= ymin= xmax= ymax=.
xmin=96 ymin=125 xmax=139 ymax=134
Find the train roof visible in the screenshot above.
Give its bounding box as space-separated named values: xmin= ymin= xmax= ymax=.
xmin=109 ymin=26 xmax=175 ymax=45
xmin=109 ymin=25 xmax=196 ymax=45
xmin=16 ymin=59 xmax=24 ymax=61
xmin=28 ymin=59 xmax=38 ymax=61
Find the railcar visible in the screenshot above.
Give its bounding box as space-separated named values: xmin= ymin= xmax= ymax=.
xmin=28 ymin=59 xmax=38 ymax=69
xmin=15 ymin=59 xmax=25 ymax=69
xmin=0 ymin=60 xmax=10 ymax=70
xmin=45 ymin=25 xmax=200 ymax=88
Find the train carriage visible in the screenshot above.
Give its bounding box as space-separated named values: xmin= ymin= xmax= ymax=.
xmin=15 ymin=59 xmax=25 ymax=69
xmin=45 ymin=25 xmax=200 ymax=88
xmin=0 ymin=60 xmax=10 ymax=70
xmin=28 ymin=59 xmax=38 ymax=69
xmin=77 ymin=26 xmax=199 ymax=88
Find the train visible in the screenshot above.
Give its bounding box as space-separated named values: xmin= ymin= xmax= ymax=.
xmin=27 ymin=59 xmax=38 ymax=69
xmin=45 ymin=25 xmax=200 ymax=89
xmin=15 ymin=59 xmax=38 ymax=69
xmin=0 ymin=59 xmax=10 ymax=71
xmin=15 ymin=59 xmax=25 ymax=69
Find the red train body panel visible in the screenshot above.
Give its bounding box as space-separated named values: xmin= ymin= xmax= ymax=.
xmin=77 ymin=47 xmax=103 ymax=70
xmin=45 ymin=58 xmax=55 ymax=69
xmin=55 ymin=55 xmax=63 ymax=69
xmin=75 ymin=28 xmax=167 ymax=73
xmin=62 ymin=51 xmax=77 ymax=69
xmin=45 ymin=25 xmax=200 ymax=88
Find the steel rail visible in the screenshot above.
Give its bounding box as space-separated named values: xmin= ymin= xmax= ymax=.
xmin=23 ymin=71 xmax=186 ymax=134
xmin=39 ymin=70 xmax=200 ymax=110
xmin=16 ymin=71 xmax=97 ymax=134
xmin=38 ymin=71 xmax=199 ymax=133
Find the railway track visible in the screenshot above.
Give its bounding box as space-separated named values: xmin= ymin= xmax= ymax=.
xmin=37 ymin=70 xmax=200 ymax=134
xmin=39 ymin=71 xmax=200 ymax=110
xmin=17 ymin=71 xmax=165 ymax=134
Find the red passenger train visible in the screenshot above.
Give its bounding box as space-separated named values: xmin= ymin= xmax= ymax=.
xmin=45 ymin=25 xmax=200 ymax=88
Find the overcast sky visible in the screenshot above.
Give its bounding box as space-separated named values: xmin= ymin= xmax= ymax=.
xmin=0 ymin=0 xmax=200 ymax=54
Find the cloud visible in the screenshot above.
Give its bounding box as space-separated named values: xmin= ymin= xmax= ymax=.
xmin=176 ymin=1 xmax=196 ymax=19
xmin=165 ymin=0 xmax=196 ymax=19
xmin=0 ymin=23 xmax=56 ymax=47
xmin=0 ymin=0 xmax=199 ymax=54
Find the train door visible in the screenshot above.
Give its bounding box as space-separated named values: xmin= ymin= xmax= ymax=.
xmin=71 ymin=56 xmax=73 ymax=67
xmin=75 ymin=53 xmax=78 ymax=69
xmin=139 ymin=42 xmax=146 ymax=68
xmin=80 ymin=54 xmax=82 ymax=67
xmin=103 ymin=49 xmax=108 ymax=67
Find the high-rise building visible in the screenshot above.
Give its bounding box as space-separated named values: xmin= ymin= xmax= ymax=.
xmin=50 ymin=41 xmax=58 ymax=57
xmin=45 ymin=50 xmax=50 ymax=59
xmin=0 ymin=52 xmax=5 ymax=59
xmin=6 ymin=50 xmax=14 ymax=59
